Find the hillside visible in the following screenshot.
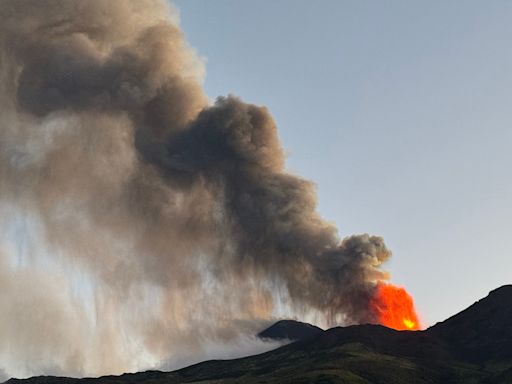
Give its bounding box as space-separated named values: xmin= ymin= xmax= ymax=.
xmin=7 ymin=285 xmax=512 ymax=384
xmin=257 ymin=319 xmax=323 ymax=341
xmin=427 ymin=285 xmax=512 ymax=364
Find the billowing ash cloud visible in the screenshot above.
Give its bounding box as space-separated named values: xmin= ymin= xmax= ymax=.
xmin=0 ymin=0 xmax=391 ymax=378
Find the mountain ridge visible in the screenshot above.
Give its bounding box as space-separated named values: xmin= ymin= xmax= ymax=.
xmin=6 ymin=284 xmax=512 ymax=384
xmin=257 ymin=319 xmax=323 ymax=341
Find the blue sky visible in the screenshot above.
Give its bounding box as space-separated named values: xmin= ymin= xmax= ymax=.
xmin=172 ymin=0 xmax=512 ymax=326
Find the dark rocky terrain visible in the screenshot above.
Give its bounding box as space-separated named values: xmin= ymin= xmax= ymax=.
xmin=7 ymin=285 xmax=512 ymax=384
xmin=257 ymin=319 xmax=323 ymax=341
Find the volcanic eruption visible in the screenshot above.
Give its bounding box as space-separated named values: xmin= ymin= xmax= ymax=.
xmin=0 ymin=0 xmax=420 ymax=378
xmin=370 ymin=282 xmax=421 ymax=331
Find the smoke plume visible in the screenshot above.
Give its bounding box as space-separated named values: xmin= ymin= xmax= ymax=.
xmin=0 ymin=0 xmax=392 ymax=378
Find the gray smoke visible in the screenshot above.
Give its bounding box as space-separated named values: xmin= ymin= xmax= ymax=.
xmin=0 ymin=0 xmax=391 ymax=378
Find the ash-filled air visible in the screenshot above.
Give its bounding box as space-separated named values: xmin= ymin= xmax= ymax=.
xmin=0 ymin=0 xmax=394 ymax=378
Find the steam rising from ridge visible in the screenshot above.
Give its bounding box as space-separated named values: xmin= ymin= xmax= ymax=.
xmin=0 ymin=0 xmax=392 ymax=378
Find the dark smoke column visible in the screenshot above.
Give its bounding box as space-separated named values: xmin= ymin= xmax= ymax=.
xmin=163 ymin=96 xmax=392 ymax=324
xmin=1 ymin=0 xmax=392 ymax=345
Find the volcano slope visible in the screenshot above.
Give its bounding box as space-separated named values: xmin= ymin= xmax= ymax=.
xmin=7 ymin=285 xmax=512 ymax=384
xmin=257 ymin=319 xmax=323 ymax=342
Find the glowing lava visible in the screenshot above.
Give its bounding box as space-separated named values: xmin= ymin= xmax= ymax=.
xmin=370 ymin=282 xmax=421 ymax=331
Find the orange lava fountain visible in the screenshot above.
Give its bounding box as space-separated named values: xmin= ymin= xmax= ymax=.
xmin=369 ymin=282 xmax=421 ymax=331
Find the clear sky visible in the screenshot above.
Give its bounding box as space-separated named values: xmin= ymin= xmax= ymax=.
xmin=172 ymin=0 xmax=512 ymax=327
